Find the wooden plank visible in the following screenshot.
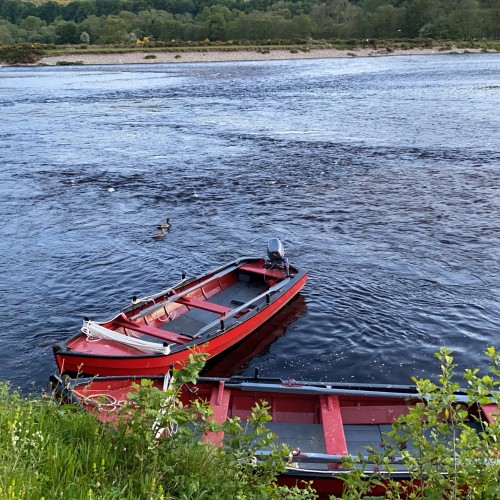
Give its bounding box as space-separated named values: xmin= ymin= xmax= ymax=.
xmin=481 ymin=404 xmax=499 ymax=424
xmin=341 ymin=405 xmax=409 ymax=424
xmin=113 ymin=314 xmax=192 ymax=344
xmin=320 ymin=394 xmax=348 ymax=470
xmin=239 ymin=262 xmax=284 ymax=279
xmin=177 ymin=296 xmax=232 ymax=315
xmin=203 ymin=381 xmax=231 ymax=446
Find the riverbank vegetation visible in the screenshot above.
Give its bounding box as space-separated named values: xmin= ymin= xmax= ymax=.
xmin=0 ymin=0 xmax=499 ymax=48
xmin=0 ymin=353 xmax=316 ymax=499
xmin=0 ymin=37 xmax=498 ymax=65
xmin=0 ymin=348 xmax=498 ymax=498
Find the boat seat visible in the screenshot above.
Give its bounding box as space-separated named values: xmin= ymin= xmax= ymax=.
xmin=203 ymin=381 xmax=231 ymax=446
xmin=113 ymin=314 xmax=192 ymax=344
xmin=481 ymin=404 xmax=499 ymax=423
xmin=176 ymin=296 xmax=232 ymax=315
xmin=320 ymin=394 xmax=348 ymax=470
xmin=238 ymin=263 xmax=285 ymax=279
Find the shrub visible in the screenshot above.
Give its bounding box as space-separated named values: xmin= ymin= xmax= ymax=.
xmin=0 ymin=44 xmax=43 ymax=64
xmin=0 ymin=352 xmax=315 ymax=498
xmin=341 ymin=347 xmax=500 ymax=498
xmin=56 ymin=60 xmax=84 ymax=65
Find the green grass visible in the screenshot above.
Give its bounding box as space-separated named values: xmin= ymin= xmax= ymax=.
xmin=0 ymin=355 xmax=316 ymax=499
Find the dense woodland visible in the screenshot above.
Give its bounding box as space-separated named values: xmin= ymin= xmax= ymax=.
xmin=0 ymin=0 xmax=498 ymax=46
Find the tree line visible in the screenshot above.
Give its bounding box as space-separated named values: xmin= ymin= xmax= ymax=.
xmin=0 ymin=0 xmax=498 ymax=46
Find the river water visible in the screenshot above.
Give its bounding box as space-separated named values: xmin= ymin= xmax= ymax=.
xmin=1 ymin=54 xmax=499 ymax=391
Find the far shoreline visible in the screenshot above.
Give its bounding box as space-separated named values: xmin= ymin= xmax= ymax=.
xmin=32 ymin=45 xmax=496 ymax=67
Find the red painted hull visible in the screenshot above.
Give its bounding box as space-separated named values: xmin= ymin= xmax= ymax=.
xmin=50 ymin=375 xmax=497 ymax=498
xmin=53 ymin=257 xmax=307 ymax=377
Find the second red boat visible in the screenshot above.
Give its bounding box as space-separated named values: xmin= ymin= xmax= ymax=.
xmin=53 ymin=238 xmax=307 ymax=377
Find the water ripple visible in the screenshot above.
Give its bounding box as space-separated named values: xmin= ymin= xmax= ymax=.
xmin=1 ymin=54 xmax=499 ymax=390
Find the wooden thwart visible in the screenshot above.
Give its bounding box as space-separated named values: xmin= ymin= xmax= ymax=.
xmin=177 ymin=296 xmax=232 ymax=315
xmin=320 ymin=395 xmax=348 ymax=470
xmin=203 ymin=381 xmax=231 ymax=446
xmin=113 ymin=314 xmax=192 ymax=344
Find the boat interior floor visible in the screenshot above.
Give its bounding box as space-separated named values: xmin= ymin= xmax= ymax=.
xmin=267 ymin=422 xmax=397 ymax=471
xmin=265 ymin=420 xmax=483 ymax=472
xmin=158 ymin=280 xmax=265 ymax=338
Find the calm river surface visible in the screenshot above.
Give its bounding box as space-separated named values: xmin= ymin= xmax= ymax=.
xmin=1 ymin=54 xmax=499 ymax=391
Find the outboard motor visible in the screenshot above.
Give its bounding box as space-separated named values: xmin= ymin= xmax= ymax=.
xmin=266 ymin=238 xmax=290 ymax=275
xmin=267 ymin=238 xmax=285 ymax=261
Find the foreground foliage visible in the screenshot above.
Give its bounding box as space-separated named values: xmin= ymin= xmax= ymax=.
xmin=341 ymin=347 xmax=500 ymax=499
xmin=0 ymin=353 xmax=315 ymax=499
xmin=1 ymin=348 xmax=499 ymax=498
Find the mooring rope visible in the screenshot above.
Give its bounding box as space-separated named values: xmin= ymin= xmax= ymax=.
xmin=81 ymin=320 xmax=170 ymax=354
xmin=72 ymin=390 xmax=126 ymax=412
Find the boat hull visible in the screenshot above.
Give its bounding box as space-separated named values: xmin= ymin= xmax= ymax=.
xmin=53 ymin=257 xmax=307 ymax=377
xmin=51 ymin=375 xmax=497 ymax=498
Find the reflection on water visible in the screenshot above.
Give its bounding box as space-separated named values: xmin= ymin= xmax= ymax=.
xmin=1 ymin=54 xmax=499 ymax=390
xmin=204 ymin=295 xmax=308 ymax=377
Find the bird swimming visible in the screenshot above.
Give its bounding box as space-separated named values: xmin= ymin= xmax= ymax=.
xmin=157 ymin=218 xmax=171 ymax=230
xmin=152 ymin=227 xmax=166 ymax=239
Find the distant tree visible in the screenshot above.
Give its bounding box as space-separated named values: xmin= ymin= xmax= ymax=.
xmin=135 ymin=9 xmax=158 ymax=36
xmin=19 ymin=15 xmax=46 ymax=32
xmin=135 ymin=10 xmax=184 ymax=41
xmin=208 ymin=5 xmax=232 ymax=40
xmin=291 ymin=13 xmax=315 ymax=37
xmin=97 ymin=14 xmax=128 ymax=43
xmin=402 ymin=0 xmax=436 ymax=37
xmin=36 ymin=1 xmax=62 ymax=24
xmin=79 ymin=14 xmax=102 ymax=43
xmin=38 ymin=25 xmax=56 ymax=43
xmin=447 ymin=0 xmax=482 ymax=38
xmin=183 ymin=20 xmax=209 ymax=40
xmin=311 ymin=0 xmax=361 ymax=38
xmin=479 ymin=0 xmax=500 ymax=37
xmin=0 ymin=21 xmax=15 ymax=43
xmin=418 ymin=18 xmax=449 ymax=38
xmin=62 ymin=1 xmax=97 ymax=23
xmin=0 ymin=0 xmax=497 ymax=45
xmin=0 ymin=0 xmax=26 ymax=24
xmin=359 ymin=0 xmax=389 ymax=13
xmin=117 ymin=9 xmax=138 ymax=26
xmin=371 ymin=3 xmax=405 ymax=37
xmin=80 ymin=30 xmax=90 ymax=43
xmin=54 ymin=20 xmax=80 ymax=43
xmin=95 ymin=0 xmax=122 ymax=17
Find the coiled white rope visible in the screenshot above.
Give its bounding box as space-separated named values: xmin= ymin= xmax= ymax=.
xmin=73 ymin=391 xmax=126 ymax=412
xmin=81 ymin=320 xmax=170 ymax=355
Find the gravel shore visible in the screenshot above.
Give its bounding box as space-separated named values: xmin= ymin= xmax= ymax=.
xmin=36 ymin=46 xmax=487 ymax=66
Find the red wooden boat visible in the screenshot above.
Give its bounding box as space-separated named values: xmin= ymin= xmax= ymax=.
xmin=50 ymin=372 xmax=498 ymax=498
xmin=53 ymin=239 xmax=307 ymax=377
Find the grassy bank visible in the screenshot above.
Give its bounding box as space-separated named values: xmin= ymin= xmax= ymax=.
xmin=1 ymin=39 xmax=498 ymax=65
xmin=0 ymin=355 xmax=315 ymax=499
